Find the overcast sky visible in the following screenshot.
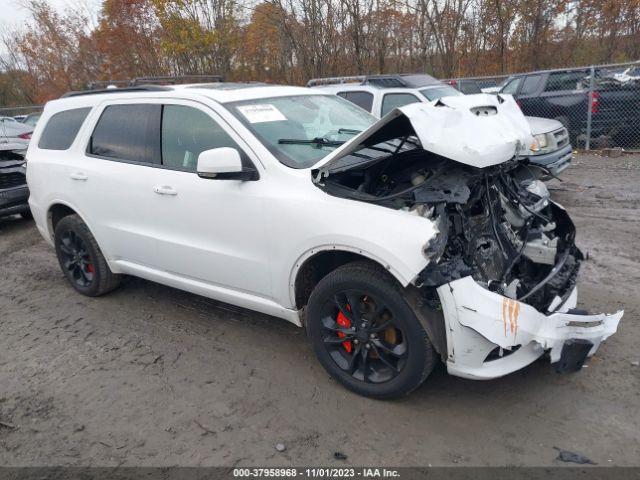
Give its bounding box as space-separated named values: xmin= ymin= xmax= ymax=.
xmin=0 ymin=0 xmax=100 ymax=55
xmin=1 ymin=0 xmax=72 ymax=28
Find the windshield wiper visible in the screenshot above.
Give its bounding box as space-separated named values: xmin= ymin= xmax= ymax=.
xmin=278 ymin=137 xmax=345 ymax=147
xmin=337 ymin=128 xmax=361 ymax=135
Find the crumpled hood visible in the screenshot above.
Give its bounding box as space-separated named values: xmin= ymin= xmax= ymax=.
xmin=314 ymin=93 xmax=535 ymax=174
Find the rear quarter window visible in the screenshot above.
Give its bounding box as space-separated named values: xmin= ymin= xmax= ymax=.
xmin=501 ymin=77 xmax=522 ymax=95
xmin=381 ymin=93 xmax=420 ymax=116
xmin=342 ymin=91 xmax=374 ymax=113
xmin=520 ymin=75 xmax=543 ymax=95
xmin=38 ymin=108 xmax=91 ymax=150
xmin=544 ymin=71 xmax=588 ymax=92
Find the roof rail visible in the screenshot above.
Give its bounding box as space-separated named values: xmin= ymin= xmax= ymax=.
xmin=307 ymin=75 xmax=366 ymax=87
xmin=364 ymin=73 xmax=441 ymax=88
xmin=87 ymin=80 xmax=130 ymax=90
xmin=129 ymin=75 xmax=223 ymax=86
xmin=61 ymin=85 xmax=173 ymax=98
xmin=85 ymin=75 xmax=224 ymax=91
xmin=363 ymin=75 xmax=410 ymax=88
xmin=307 ymin=73 xmax=442 ymax=88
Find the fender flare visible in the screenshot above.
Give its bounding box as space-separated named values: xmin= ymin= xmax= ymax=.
xmin=45 ymin=200 xmax=117 ymax=270
xmin=45 ymin=199 xmax=94 ymax=241
xmin=287 ymin=243 xmax=416 ymax=308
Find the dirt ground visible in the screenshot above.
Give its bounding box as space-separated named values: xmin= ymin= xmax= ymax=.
xmin=1 ymin=153 xmax=639 ymax=467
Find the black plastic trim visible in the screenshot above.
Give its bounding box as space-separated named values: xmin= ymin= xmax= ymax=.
xmin=61 ymin=86 xmax=172 ymax=98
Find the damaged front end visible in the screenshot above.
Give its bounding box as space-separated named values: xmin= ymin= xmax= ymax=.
xmin=313 ymin=95 xmax=623 ymax=379
xmin=415 ymin=160 xmax=580 ymax=311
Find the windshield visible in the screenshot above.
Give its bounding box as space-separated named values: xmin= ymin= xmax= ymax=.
xmin=420 ymin=86 xmax=462 ymax=101
xmin=226 ymin=95 xmax=376 ymax=169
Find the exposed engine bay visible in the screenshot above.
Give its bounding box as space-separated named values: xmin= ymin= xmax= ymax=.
xmin=311 ymin=97 xmax=621 ymax=378
xmin=317 ymin=147 xmax=582 ymax=313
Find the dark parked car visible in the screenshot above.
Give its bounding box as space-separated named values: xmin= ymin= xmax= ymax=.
xmin=446 ymin=78 xmax=506 ymax=94
xmin=498 ymin=69 xmax=640 ymax=145
xmin=446 ymin=79 xmax=482 ymax=94
xmin=0 ymin=148 xmax=30 ymax=219
xmin=1 ymin=115 xmax=30 ymax=219
xmin=22 ymin=112 xmax=42 ymax=128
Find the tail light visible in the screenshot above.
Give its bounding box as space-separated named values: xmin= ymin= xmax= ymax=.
xmin=590 ymin=91 xmax=600 ymax=114
xmin=18 ymin=132 xmax=32 ymax=140
xmin=448 ymin=79 xmax=457 ymax=86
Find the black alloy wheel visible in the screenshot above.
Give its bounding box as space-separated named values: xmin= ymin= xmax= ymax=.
xmin=54 ymin=214 xmax=121 ymax=296
xmin=307 ymin=261 xmax=437 ymax=399
xmin=58 ymin=229 xmax=95 ymax=288
xmin=319 ymin=290 xmax=408 ymax=384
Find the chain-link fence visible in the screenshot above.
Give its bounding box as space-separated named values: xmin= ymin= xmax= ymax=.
xmin=449 ymin=61 xmax=640 ymax=151
xmin=4 ymin=62 xmax=640 ymax=150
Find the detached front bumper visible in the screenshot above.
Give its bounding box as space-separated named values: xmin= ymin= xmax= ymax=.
xmin=437 ymin=276 xmax=623 ymax=380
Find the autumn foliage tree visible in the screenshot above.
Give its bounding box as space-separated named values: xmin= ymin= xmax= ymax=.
xmin=95 ymin=0 xmax=165 ymax=79
xmin=1 ymin=0 xmax=640 ymax=104
xmin=2 ymin=0 xmax=100 ymax=102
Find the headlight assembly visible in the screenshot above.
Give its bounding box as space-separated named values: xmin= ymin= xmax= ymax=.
xmin=533 ymin=133 xmax=548 ymax=149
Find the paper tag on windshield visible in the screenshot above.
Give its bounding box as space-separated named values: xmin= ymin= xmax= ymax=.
xmin=237 ymin=104 xmax=286 ymax=123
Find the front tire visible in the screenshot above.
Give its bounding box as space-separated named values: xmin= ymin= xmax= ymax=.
xmin=307 ymin=261 xmax=437 ymax=399
xmin=54 ymin=214 xmax=120 ymax=296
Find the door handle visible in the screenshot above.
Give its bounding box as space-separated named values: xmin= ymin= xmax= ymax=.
xmin=70 ymin=172 xmax=88 ymax=181
xmin=153 ymin=185 xmax=178 ymax=196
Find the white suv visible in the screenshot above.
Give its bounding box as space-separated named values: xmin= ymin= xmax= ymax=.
xmin=26 ymin=83 xmax=622 ymax=398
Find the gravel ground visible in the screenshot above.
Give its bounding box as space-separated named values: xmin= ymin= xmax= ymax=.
xmin=0 ymin=153 xmax=639 ymax=467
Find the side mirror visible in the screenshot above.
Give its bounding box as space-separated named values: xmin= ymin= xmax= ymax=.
xmin=196 ymin=147 xmax=258 ymax=181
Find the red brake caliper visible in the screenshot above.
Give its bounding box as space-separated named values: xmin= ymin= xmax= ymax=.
xmin=336 ymin=306 xmax=352 ymax=353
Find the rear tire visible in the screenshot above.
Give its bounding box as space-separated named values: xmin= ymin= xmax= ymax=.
xmin=306 ymin=261 xmax=437 ymax=399
xmin=54 ymin=214 xmax=120 ymax=296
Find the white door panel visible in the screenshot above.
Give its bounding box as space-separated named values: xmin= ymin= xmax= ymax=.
xmin=150 ymin=102 xmax=272 ymax=298
xmin=71 ymin=157 xmax=160 ymax=267
xmin=151 ymin=170 xmax=271 ymax=297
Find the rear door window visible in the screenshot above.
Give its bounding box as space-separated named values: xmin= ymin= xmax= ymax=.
xmin=38 ymin=108 xmax=91 ymax=150
xmin=381 ymin=93 xmax=420 ymax=116
xmin=341 ymin=91 xmax=374 ymax=112
xmin=161 ymin=105 xmax=242 ymax=171
xmin=89 ymin=104 xmax=161 ymax=164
